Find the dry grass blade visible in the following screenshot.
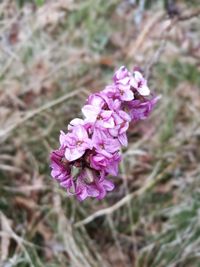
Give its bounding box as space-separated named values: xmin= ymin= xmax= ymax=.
xmin=53 ymin=193 xmax=104 ymax=267
xmin=0 ymin=164 xmax=22 ymax=173
xmin=0 ymin=213 xmax=11 ymax=262
xmin=0 ymin=212 xmax=35 ymax=267
xmin=127 ymin=11 xmax=164 ymax=57
xmin=0 ymin=88 xmax=84 ymax=142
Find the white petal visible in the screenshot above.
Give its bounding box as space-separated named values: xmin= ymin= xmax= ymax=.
xmin=65 ymin=148 xmax=84 ymax=161
xmin=134 ymin=71 xmax=143 ymax=82
xmin=102 ymin=117 xmax=115 ymax=128
xmin=89 ymin=94 xmax=104 ymax=107
xmin=82 ymin=105 xmax=100 ymax=122
xmin=129 ymin=77 xmax=138 ymax=88
xmin=119 ymin=77 xmax=130 ymax=85
xmin=121 ymin=89 xmax=134 ymax=101
xmin=137 ymin=85 xmax=150 ymax=96
xmin=75 ymin=125 xmax=88 ymax=140
xmin=68 ymin=118 xmax=84 ymax=130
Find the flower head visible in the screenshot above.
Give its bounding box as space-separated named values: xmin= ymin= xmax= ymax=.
xmin=50 ymin=65 xmax=159 ymax=201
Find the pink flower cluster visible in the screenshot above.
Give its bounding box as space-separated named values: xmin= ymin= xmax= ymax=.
xmin=50 ymin=66 xmax=159 ymax=201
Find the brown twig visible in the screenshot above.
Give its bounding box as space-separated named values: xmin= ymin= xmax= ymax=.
xmin=178 ymin=7 xmax=200 ymax=21
xmin=145 ymin=7 xmax=200 ymax=78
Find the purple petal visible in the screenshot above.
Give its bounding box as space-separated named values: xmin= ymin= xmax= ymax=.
xmin=87 ymin=93 xmax=105 ymax=107
xmin=102 ymin=180 xmax=115 ymax=191
xmin=77 ymin=187 xmax=88 ymax=201
xmin=118 ymin=133 xmax=128 ymax=146
xmin=75 ymin=125 xmax=88 ymax=140
xmin=87 ymin=185 xmax=99 ymax=197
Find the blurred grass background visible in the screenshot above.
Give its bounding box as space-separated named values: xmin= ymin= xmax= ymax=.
xmin=0 ymin=0 xmax=200 ymax=266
